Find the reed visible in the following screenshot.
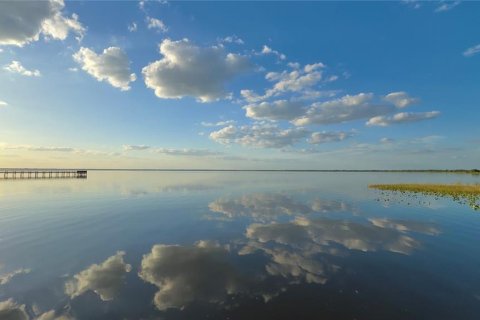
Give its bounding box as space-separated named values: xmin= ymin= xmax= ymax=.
xmin=369 ymin=183 xmax=480 ymax=210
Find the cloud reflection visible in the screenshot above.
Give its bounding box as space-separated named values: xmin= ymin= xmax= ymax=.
xmin=208 ymin=193 xmax=313 ymax=221
xmin=138 ymin=241 xmax=245 ymax=310
xmin=65 ymin=251 xmax=131 ymax=301
xmin=0 ymin=299 xmax=28 ymax=320
xmin=35 ymin=310 xmax=74 ymax=320
xmin=311 ymin=198 xmax=355 ymax=213
xmin=240 ymin=216 xmax=439 ymax=285
xmin=0 ymin=268 xmax=31 ymax=285
xmin=209 ymin=193 xmax=358 ymax=222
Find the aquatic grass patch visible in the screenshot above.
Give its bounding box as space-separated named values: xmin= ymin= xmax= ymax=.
xmin=369 ymin=183 xmax=480 ymax=211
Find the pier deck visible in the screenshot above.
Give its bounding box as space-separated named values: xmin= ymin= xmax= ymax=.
xmin=0 ymin=169 xmax=87 ymax=179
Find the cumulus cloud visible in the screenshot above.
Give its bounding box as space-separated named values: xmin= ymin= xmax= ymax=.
xmin=146 ymin=17 xmax=168 ymax=32
xmin=366 ymin=111 xmax=440 ymax=126
xmin=266 ymin=64 xmax=323 ymax=94
xmin=259 ymin=45 xmax=286 ymax=60
xmin=123 ymin=144 xmax=151 ymax=151
xmin=138 ymin=242 xmax=244 ymax=310
xmin=153 ymin=147 xmax=222 ymax=156
xmin=65 ymin=251 xmax=131 ymax=301
xmin=0 ymin=299 xmax=28 ymax=320
xmin=209 ymin=123 xmax=309 ymax=148
xmin=308 ymin=131 xmax=354 ymax=144
xmin=463 ymin=44 xmax=480 ymax=57
xmin=293 ymin=93 xmax=394 ymax=126
xmin=209 ymin=193 xmax=313 ymax=221
xmin=73 ymin=47 xmax=136 ymax=91
xmin=143 ymin=39 xmax=250 ymax=102
xmin=0 ymin=0 xmax=84 ymax=46
xmin=0 ymin=268 xmax=31 ymax=285
xmin=244 ymin=100 xmax=305 ymax=121
xmin=240 ymin=62 xmax=326 ymax=103
xmin=384 ymin=91 xmax=419 ymax=108
xmin=4 ymin=61 xmax=41 ymax=77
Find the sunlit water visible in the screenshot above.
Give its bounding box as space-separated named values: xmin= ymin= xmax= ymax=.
xmin=1 ymin=171 xmax=479 ymax=319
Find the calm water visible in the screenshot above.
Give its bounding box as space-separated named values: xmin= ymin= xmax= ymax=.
xmin=1 ymin=171 xmax=479 ymax=319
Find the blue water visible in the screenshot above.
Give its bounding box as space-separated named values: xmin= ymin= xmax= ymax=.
xmin=0 ymin=171 xmax=479 ymax=319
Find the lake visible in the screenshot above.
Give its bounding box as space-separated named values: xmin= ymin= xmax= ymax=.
xmin=1 ymin=171 xmax=479 ymax=319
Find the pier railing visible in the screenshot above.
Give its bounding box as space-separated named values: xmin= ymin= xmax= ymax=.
xmin=0 ymin=169 xmax=87 ymax=179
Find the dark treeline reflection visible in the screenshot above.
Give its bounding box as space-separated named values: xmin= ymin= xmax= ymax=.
xmin=1 ymin=172 xmax=480 ymax=319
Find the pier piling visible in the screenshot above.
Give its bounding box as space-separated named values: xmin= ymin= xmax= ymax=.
xmin=0 ymin=169 xmax=87 ymax=179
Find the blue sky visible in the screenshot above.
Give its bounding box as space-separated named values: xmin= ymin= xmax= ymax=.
xmin=0 ymin=0 xmax=479 ymax=169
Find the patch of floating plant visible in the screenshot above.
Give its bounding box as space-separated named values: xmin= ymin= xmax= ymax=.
xmin=369 ymin=183 xmax=480 ymax=211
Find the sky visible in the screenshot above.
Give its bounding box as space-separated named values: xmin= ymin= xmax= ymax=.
xmin=0 ymin=0 xmax=479 ymax=170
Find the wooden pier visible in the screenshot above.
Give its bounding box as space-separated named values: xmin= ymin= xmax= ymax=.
xmin=0 ymin=169 xmax=87 ymax=179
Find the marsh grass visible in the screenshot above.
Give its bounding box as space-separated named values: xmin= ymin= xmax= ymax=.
xmin=369 ymin=183 xmax=480 ymax=210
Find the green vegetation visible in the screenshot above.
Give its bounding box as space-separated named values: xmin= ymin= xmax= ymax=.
xmin=369 ymin=183 xmax=480 ymax=210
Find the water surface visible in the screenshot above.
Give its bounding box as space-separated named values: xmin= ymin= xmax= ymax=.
xmin=1 ymin=171 xmax=479 ymax=319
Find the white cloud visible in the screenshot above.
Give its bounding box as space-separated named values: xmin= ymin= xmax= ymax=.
xmin=143 ymin=39 xmax=251 ymax=102
xmin=0 ymin=143 xmax=75 ymax=152
xmin=146 ymin=17 xmax=168 ymax=32
xmin=4 ymin=60 xmax=41 ymax=77
xmin=0 ymin=0 xmax=84 ymax=46
xmin=293 ymin=93 xmax=394 ymax=126
xmin=0 ymin=101 xmax=7 ymax=107
xmin=384 ymin=91 xmax=419 ymax=108
xmin=401 ymin=0 xmax=422 ymax=9
xmin=201 ymin=120 xmax=236 ymax=127
xmin=138 ymin=242 xmax=243 ymax=310
xmin=128 ymin=22 xmax=138 ymax=32
xmin=123 ymin=144 xmax=151 ymax=151
xmin=241 ymin=62 xmax=328 ymax=104
xmin=65 ymin=251 xmax=132 ymax=301
xmin=0 ymin=268 xmax=31 ymax=285
xmin=463 ymin=44 xmax=480 ymax=57
xmin=380 ymin=137 xmax=395 ymax=144
xmin=260 ymin=45 xmax=286 ymax=60
xmin=366 ymin=111 xmax=440 ymax=126
xmin=267 ymin=66 xmax=323 ymax=94
xmin=308 ymin=131 xmax=354 ymax=144
xmin=73 ymin=47 xmax=136 ymax=91
xmin=221 ymin=35 xmax=244 ymax=45
xmin=244 ymin=100 xmax=305 ymax=121
xmin=435 ymin=1 xmax=461 ymax=12
xmin=209 ymin=123 xmax=309 ymax=148
xmin=153 ymin=147 xmax=222 ymax=156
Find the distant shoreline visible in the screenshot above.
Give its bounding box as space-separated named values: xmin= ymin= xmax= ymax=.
xmin=1 ymin=168 xmax=479 ymax=174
